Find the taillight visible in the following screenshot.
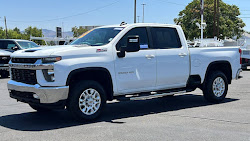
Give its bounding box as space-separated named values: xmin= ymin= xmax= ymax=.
xmin=239 ymin=49 xmax=242 ymax=64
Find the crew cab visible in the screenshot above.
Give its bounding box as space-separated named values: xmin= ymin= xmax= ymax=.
xmin=0 ymin=39 xmax=39 ymax=78
xmin=7 ymin=23 xmax=242 ymax=121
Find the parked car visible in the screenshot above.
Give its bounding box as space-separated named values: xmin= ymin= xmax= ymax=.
xmin=0 ymin=39 xmax=39 ymax=78
xmin=241 ymin=49 xmax=250 ymax=70
xmin=7 ymin=23 xmax=242 ymax=121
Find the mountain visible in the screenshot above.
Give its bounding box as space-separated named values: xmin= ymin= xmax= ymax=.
xmin=42 ymin=29 xmax=73 ymax=38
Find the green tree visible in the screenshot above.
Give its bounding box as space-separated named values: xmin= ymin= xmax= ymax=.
xmin=174 ymin=0 xmax=245 ymax=40
xmin=13 ymin=27 xmax=21 ymax=34
xmin=72 ymin=26 xmax=88 ymax=37
xmin=0 ymin=27 xmax=6 ymax=39
xmin=23 ymin=26 xmax=44 ymax=45
xmin=8 ymin=29 xmax=23 ymax=39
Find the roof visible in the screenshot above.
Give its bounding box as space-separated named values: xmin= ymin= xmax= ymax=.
xmin=0 ymin=39 xmax=32 ymax=42
xmin=98 ymin=23 xmax=179 ymax=28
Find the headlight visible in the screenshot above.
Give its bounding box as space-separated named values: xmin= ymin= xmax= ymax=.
xmin=42 ymin=56 xmax=62 ymax=63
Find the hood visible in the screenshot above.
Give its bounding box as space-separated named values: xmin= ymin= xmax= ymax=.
xmin=0 ymin=49 xmax=13 ymax=56
xmin=11 ymin=45 xmax=77 ymax=58
xmin=10 ymin=44 xmax=110 ymax=58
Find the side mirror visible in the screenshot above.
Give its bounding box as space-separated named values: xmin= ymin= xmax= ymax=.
xmin=11 ymin=46 xmax=19 ymax=51
xmin=126 ymin=35 xmax=140 ymax=52
xmin=117 ymin=35 xmax=140 ymax=58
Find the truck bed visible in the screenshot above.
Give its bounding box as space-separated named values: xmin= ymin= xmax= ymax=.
xmin=189 ymin=46 xmax=241 ymax=83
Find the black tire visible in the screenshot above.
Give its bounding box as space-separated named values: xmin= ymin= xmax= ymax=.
xmin=203 ymin=71 xmax=228 ymax=103
xmin=1 ymin=71 xmax=9 ymax=78
xmin=29 ymin=104 xmax=52 ymax=112
xmin=67 ymin=80 xmax=106 ymax=121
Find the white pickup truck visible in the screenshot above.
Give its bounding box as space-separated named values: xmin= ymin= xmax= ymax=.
xmin=7 ymin=23 xmax=242 ymax=121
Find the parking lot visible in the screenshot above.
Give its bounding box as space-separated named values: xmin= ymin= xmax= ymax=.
xmin=0 ymin=70 xmax=249 ymax=141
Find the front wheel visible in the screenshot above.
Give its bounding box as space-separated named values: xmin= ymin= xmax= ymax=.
xmin=67 ymin=80 xmax=106 ymax=121
xmin=203 ymin=71 xmax=228 ymax=103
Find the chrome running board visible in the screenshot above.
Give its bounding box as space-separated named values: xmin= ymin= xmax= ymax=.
xmin=130 ymin=91 xmax=186 ymax=100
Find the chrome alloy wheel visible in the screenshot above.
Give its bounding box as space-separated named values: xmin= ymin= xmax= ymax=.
xmin=212 ymin=77 xmax=225 ymax=97
xmin=79 ymin=88 xmax=101 ymax=115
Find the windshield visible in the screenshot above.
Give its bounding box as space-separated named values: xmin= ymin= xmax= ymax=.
xmin=17 ymin=41 xmax=40 ymax=49
xmin=71 ymin=27 xmax=124 ymax=46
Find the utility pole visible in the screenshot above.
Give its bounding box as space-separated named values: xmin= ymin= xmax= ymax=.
xmin=134 ymin=0 xmax=137 ymax=23
xmin=216 ymin=0 xmax=220 ymax=37
xmin=200 ymin=0 xmax=204 ymax=40
xmin=4 ymin=16 xmax=8 ymax=39
xmin=213 ymin=0 xmax=216 ymax=37
xmin=137 ymin=16 xmax=140 ymax=23
xmin=142 ymin=3 xmax=146 ymax=23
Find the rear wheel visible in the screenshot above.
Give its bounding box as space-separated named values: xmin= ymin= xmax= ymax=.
xmin=67 ymin=80 xmax=106 ymax=121
xmin=203 ymin=71 xmax=228 ymax=103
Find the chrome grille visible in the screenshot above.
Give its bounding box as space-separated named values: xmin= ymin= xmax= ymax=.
xmin=11 ymin=58 xmax=38 ymax=63
xmin=0 ymin=56 xmax=11 ymax=64
xmin=11 ymin=68 xmax=37 ymax=85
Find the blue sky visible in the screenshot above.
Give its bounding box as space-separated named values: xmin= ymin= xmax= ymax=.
xmin=0 ymin=0 xmax=249 ymax=32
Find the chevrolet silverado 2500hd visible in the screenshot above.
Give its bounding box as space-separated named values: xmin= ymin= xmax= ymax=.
xmin=7 ymin=23 xmax=242 ymax=120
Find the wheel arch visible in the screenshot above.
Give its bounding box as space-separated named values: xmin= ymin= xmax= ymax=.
xmin=66 ymin=67 xmax=114 ymax=101
xmin=204 ymin=61 xmax=232 ymax=85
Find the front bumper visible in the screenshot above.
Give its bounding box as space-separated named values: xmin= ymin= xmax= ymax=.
xmin=7 ymin=80 xmax=69 ymax=104
xmin=0 ymin=64 xmax=9 ymax=71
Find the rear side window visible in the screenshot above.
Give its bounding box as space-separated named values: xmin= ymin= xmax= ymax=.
xmin=151 ymin=27 xmax=182 ymax=49
xmin=116 ymin=27 xmax=149 ymax=50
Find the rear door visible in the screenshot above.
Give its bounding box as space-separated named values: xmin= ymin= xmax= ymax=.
xmin=150 ymin=27 xmax=189 ymax=89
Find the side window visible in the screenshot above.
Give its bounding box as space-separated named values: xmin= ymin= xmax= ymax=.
xmin=116 ymin=27 xmax=149 ymax=50
xmin=0 ymin=41 xmax=7 ymax=49
xmin=7 ymin=41 xmax=17 ymax=50
xmin=151 ymin=27 xmax=182 ymax=49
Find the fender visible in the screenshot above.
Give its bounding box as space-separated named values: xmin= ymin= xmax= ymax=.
xmin=66 ymin=67 xmax=114 ymax=101
xmin=204 ymin=60 xmax=232 ymax=84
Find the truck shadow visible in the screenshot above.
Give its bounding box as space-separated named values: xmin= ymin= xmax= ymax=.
xmin=0 ymin=94 xmax=238 ymax=131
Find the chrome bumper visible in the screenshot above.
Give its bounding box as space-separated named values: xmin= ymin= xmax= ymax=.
xmin=7 ymin=80 xmax=69 ymax=104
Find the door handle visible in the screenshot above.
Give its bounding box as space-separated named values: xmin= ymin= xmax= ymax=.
xmin=145 ymin=55 xmax=155 ymax=59
xmin=179 ymin=53 xmax=187 ymax=57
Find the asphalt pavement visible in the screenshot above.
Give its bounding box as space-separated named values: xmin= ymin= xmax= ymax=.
xmin=0 ymin=70 xmax=250 ymax=141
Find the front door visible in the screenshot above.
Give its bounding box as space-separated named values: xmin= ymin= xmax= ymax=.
xmin=114 ymin=27 xmax=156 ymax=94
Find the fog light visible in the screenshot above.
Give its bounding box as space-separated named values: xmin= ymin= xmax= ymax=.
xmin=33 ymin=94 xmax=40 ymax=99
